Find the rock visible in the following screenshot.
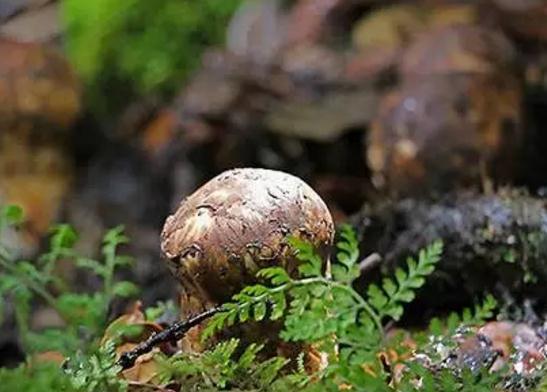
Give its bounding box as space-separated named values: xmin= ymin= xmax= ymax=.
xmin=353 ymin=190 xmax=547 ymax=311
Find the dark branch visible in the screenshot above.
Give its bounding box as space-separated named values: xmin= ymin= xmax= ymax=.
xmin=117 ymin=306 xmax=222 ymax=369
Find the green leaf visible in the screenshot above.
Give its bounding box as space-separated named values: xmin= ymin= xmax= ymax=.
xmin=0 ymin=275 xmax=20 ymax=292
xmin=254 ymin=357 xmax=290 ymax=387
xmin=270 ymin=292 xmax=286 ymax=320
xmin=428 ymin=317 xmax=444 ymax=336
xmin=257 ymin=267 xmax=291 ymax=285
xmin=1 ymin=205 xmax=24 ymax=226
xmin=367 ymin=284 xmax=387 ymax=311
xmin=105 ymin=323 xmax=144 ymax=343
xmin=474 ymin=294 xmax=497 ymax=321
xmin=365 ymin=241 xmax=442 ymax=322
xmin=103 ymin=226 xmax=129 ymax=246
xmin=254 ymin=301 xmax=267 ymax=321
xmin=26 ymin=329 xmax=81 ymax=355
xmin=239 ymin=303 xmax=250 ymax=323
xmin=16 ymin=261 xmax=49 ymax=285
xmin=112 ymin=281 xmax=139 ymax=298
xmin=0 ymin=362 xmax=73 ymax=391
xmin=396 ymin=290 xmax=415 ymax=303
xmin=395 ymin=268 xmax=407 ymax=286
xmin=49 ymin=225 xmax=78 ymax=252
xmin=144 ymin=300 xmax=176 ymax=321
xmin=56 ymin=293 xmax=106 ymax=332
xmin=238 ymin=343 xmax=262 ymax=369
xmin=332 ymin=224 xmax=361 ymax=283
xmin=289 ymin=237 xmax=323 ymax=278
xmin=112 ymin=255 xmax=133 ymax=268
xmin=462 ymin=307 xmax=473 ymax=323
xmin=384 ymin=305 xmax=404 ymax=321
xmin=75 ymin=258 xmax=107 ymax=277
xmin=382 ymin=278 xmax=397 ymax=297
xmin=447 ymin=312 xmax=461 ymax=331
xmin=202 ymin=311 xmax=231 ymax=341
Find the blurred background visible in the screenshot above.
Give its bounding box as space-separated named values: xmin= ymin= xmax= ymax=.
xmin=1 ymin=0 xmax=547 ymax=366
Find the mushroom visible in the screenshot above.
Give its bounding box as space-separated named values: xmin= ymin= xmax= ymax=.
xmin=0 ymin=38 xmax=80 ymax=254
xmin=488 ymin=0 xmax=547 ymax=43
xmin=367 ymin=24 xmax=522 ymax=197
xmin=367 ymin=73 xmax=522 ymax=196
xmin=0 ymin=37 xmax=81 ymax=132
xmin=161 ymin=168 xmax=334 ymax=349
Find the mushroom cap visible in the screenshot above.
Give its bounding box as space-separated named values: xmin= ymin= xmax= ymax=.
xmin=400 ymin=24 xmax=516 ymax=78
xmin=368 ymin=73 xmax=522 ymax=196
xmin=161 ymin=168 xmax=334 ymax=307
xmin=0 ymin=38 xmax=81 ymax=131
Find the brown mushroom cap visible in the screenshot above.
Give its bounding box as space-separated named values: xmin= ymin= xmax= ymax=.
xmin=0 ymin=39 xmax=79 ymax=254
xmin=488 ymin=0 xmax=547 ymax=42
xmin=161 ymin=168 xmax=334 ymax=315
xmin=367 ymin=73 xmax=522 ymax=196
xmin=400 ymin=24 xmax=516 ymax=78
xmin=0 ymin=38 xmax=81 ymax=132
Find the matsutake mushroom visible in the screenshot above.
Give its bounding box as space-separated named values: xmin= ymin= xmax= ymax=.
xmin=367 ymin=73 xmax=522 ymax=197
xmin=488 ymin=0 xmax=547 ymax=43
xmin=161 ymin=168 xmax=334 ymax=351
xmin=0 ymin=38 xmax=80 ymax=254
xmin=0 ymin=38 xmax=81 ymax=131
xmin=367 ymin=24 xmax=522 ymax=197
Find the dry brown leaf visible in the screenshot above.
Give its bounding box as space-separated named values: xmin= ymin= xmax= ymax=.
xmin=121 ymin=348 xmax=162 ymax=385
xmin=32 ymin=351 xmax=66 ymax=366
xmin=102 ymin=301 xmax=163 ymax=347
xmin=140 ymin=110 xmax=177 ymax=157
xmin=101 ymin=302 xmax=168 ymax=386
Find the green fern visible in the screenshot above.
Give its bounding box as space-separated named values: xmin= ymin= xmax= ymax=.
xmin=534 ymin=373 xmax=547 ymax=392
xmin=2 ymin=209 xmax=520 ymax=391
xmin=332 ymin=224 xmax=361 ymax=283
xmin=202 ymin=226 xmax=444 ymax=389
xmin=367 ymin=241 xmax=443 ymax=322
xmin=64 ymin=341 xmax=127 ymax=392
xmin=204 ymin=234 xmax=442 ymax=343
xmin=0 ymin=208 xmax=138 ymax=355
xmin=399 ymin=363 xmax=502 ymax=392
xmin=0 ymin=362 xmax=74 ymax=392
xmin=156 ymin=338 xmax=288 ymax=390
xmin=427 ymin=294 xmax=498 ymax=337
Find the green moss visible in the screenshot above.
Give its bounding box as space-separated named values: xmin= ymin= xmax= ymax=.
xmin=60 ymin=0 xmax=241 ymax=116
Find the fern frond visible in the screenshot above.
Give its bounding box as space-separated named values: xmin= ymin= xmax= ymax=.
xmin=367 ymin=240 xmax=443 ymax=321
xmin=332 ymin=224 xmax=361 ymax=283
xmin=441 ymin=294 xmax=498 ymax=334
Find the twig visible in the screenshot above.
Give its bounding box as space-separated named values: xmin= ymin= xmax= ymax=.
xmin=117 ymin=306 xmax=222 ymax=369
xmin=359 ymin=253 xmax=382 ymax=273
